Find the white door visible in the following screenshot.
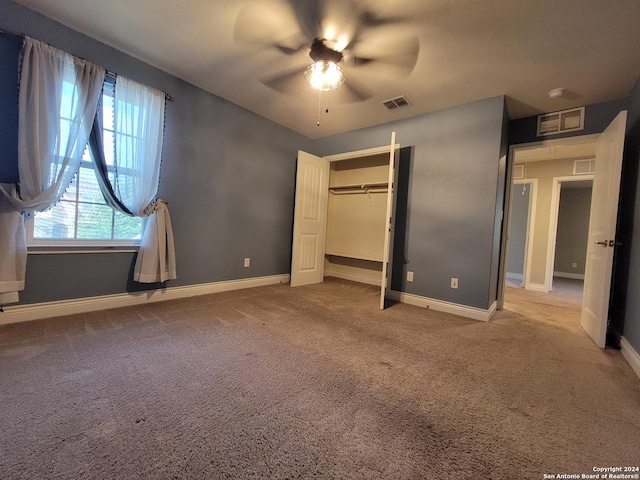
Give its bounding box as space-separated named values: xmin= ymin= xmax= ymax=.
xmin=581 ymin=111 xmax=627 ymax=347
xmin=380 ymin=132 xmax=398 ymax=309
xmin=290 ymin=151 xmax=330 ymax=287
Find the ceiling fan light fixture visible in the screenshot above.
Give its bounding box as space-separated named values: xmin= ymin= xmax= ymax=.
xmin=304 ymin=60 xmax=345 ymax=91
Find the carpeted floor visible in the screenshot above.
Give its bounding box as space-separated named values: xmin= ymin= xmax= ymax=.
xmin=1 ymin=278 xmax=639 ymax=479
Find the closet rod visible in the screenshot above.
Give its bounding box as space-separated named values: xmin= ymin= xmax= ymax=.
xmin=329 ymin=182 xmax=388 ymax=192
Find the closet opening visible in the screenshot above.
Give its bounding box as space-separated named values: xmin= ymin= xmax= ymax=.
xmin=290 ymin=133 xmax=399 ymax=309
xmin=324 ymin=153 xmax=391 ymax=286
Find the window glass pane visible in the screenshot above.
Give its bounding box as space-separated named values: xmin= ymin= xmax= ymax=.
xmin=60 ymin=81 xmax=76 ymax=119
xmin=29 ymin=83 xmax=146 ymax=245
xmin=114 ymin=213 xmax=143 ymax=240
xmin=78 ymin=165 xmax=104 ymax=204
xmin=102 ymin=94 xmax=114 ymax=131
xmin=33 ymin=201 xmax=76 ymax=239
xmin=58 ymin=117 xmax=71 ymax=156
xmin=103 ymin=130 xmax=115 ymax=166
xmin=109 ymin=170 xmax=136 ymax=207
xmin=115 ymin=133 xmax=137 ymax=170
xmin=76 ymin=203 xmax=114 ymax=239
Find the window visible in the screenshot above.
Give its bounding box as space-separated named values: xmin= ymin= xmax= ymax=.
xmin=28 ymin=81 xmax=143 ymax=247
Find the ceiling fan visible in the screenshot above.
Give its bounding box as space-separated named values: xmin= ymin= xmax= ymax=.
xmin=233 ymin=0 xmax=420 ymax=105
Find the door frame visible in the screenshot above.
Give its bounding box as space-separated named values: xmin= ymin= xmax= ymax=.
xmin=545 ymin=175 xmax=594 ymax=292
xmin=498 ymin=133 xmax=600 ymax=309
xmin=507 ymin=178 xmax=538 ymax=289
xmin=325 ymin=139 xmax=399 ymax=310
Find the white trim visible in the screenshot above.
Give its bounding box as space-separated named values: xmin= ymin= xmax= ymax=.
xmin=526 ymin=283 xmax=548 ymax=292
xmin=0 ymin=274 xmax=290 ymax=326
xmin=388 ymin=290 xmax=496 ymax=322
xmin=620 ymin=337 xmax=640 ymax=380
xmin=324 ymin=143 xmax=399 ymax=162
xmin=325 ymin=270 xmax=381 ymax=287
xmin=510 ymin=134 xmax=600 ymax=152
xmin=28 ymin=247 xmax=139 ymax=255
xmin=553 ymin=271 xmax=585 ymax=280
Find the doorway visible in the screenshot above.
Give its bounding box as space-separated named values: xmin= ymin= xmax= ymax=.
xmin=502 ymin=135 xmax=598 ymax=317
xmin=290 ymin=134 xmax=398 ymax=310
xmin=499 ymin=111 xmax=627 ymax=348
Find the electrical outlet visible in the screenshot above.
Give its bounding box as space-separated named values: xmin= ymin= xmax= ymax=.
xmin=244 ymin=257 xmax=250 ymax=268
xmin=572 ymin=262 xmax=578 ymax=268
xmin=451 ymin=277 xmax=458 ymax=289
xmin=407 ymin=271 xmax=414 ymax=282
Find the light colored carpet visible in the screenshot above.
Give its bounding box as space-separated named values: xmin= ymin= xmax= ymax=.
xmin=1 ymin=278 xmax=639 ymax=479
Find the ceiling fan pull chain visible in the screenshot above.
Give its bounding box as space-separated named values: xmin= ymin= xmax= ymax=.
xmin=317 ymin=89 xmax=322 ymax=126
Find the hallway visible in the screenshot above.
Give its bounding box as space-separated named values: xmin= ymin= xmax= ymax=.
xmin=501 ymin=277 xmax=583 ymax=328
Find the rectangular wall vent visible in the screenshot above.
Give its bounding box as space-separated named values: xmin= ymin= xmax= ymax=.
xmin=382 ymin=96 xmax=412 ymax=110
xmin=573 ymin=159 xmax=595 ymax=175
xmin=537 ymin=106 xmax=585 ymax=137
xmin=513 ymin=165 xmax=525 ymax=179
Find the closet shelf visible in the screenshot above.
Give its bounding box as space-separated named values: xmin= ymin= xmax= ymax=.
xmin=329 ymin=182 xmax=388 ymax=194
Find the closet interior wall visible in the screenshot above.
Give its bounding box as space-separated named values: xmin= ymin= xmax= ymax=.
xmin=324 ymin=153 xmax=390 ymax=286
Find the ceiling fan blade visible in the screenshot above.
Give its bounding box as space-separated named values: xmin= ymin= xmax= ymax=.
xmin=318 ymin=0 xmax=360 ymax=51
xmin=284 ymin=0 xmax=361 ymax=52
xmin=359 ymin=11 xmax=410 ymax=29
xmin=332 ymin=77 xmax=372 ymax=104
xmin=283 ymin=0 xmax=323 ymax=43
xmin=262 ymin=65 xmax=371 ymax=104
xmin=348 ymin=35 xmax=420 ymax=78
xmin=261 ymin=67 xmax=310 ymax=96
xmin=234 ymin=0 xmax=309 ymax=54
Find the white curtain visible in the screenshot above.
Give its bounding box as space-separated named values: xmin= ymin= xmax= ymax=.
xmin=112 ymin=76 xmax=176 ymax=283
xmin=0 ymin=37 xmax=104 ymax=305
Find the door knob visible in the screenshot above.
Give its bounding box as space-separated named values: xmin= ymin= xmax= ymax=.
xmin=594 ymin=240 xmax=608 ymax=247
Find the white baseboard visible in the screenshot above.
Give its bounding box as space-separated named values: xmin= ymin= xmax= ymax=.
xmin=325 ymin=270 xmax=381 ymax=287
xmin=620 ymin=337 xmax=640 ymax=380
xmin=388 ymin=290 xmax=496 ymax=322
xmin=0 ymin=274 xmax=290 ymax=326
xmin=526 ymin=283 xmax=548 ymax=292
xmin=554 ymin=271 xmax=585 ymax=280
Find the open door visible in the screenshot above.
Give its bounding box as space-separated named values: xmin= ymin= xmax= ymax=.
xmin=380 ymin=132 xmax=397 ymax=309
xmin=581 ymin=111 xmax=627 ymax=347
xmin=290 ymin=151 xmax=330 ymax=287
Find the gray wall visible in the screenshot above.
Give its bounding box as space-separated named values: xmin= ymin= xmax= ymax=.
xmin=507 ymin=183 xmax=530 ymax=276
xmin=312 ymin=96 xmax=508 ymax=310
xmin=620 ymin=76 xmax=640 ymax=352
xmin=0 ymin=1 xmax=507 ymax=313
xmin=554 ymin=187 xmax=592 ymax=276
xmin=0 ymin=0 xmax=313 ymax=305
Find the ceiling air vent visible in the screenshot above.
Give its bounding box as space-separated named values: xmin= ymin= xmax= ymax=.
xmin=573 ymin=159 xmax=595 ymax=175
xmin=382 ymin=96 xmax=412 ymax=110
xmin=536 ymin=106 xmax=585 ymax=137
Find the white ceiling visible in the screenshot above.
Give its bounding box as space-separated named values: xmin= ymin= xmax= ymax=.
xmin=12 ymin=0 xmax=640 ymax=139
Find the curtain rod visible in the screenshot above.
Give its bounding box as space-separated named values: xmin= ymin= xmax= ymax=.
xmin=1 ymin=28 xmax=174 ymax=102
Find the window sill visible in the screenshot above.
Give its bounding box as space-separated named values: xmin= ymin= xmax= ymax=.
xmin=28 ymin=245 xmax=139 ymax=255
